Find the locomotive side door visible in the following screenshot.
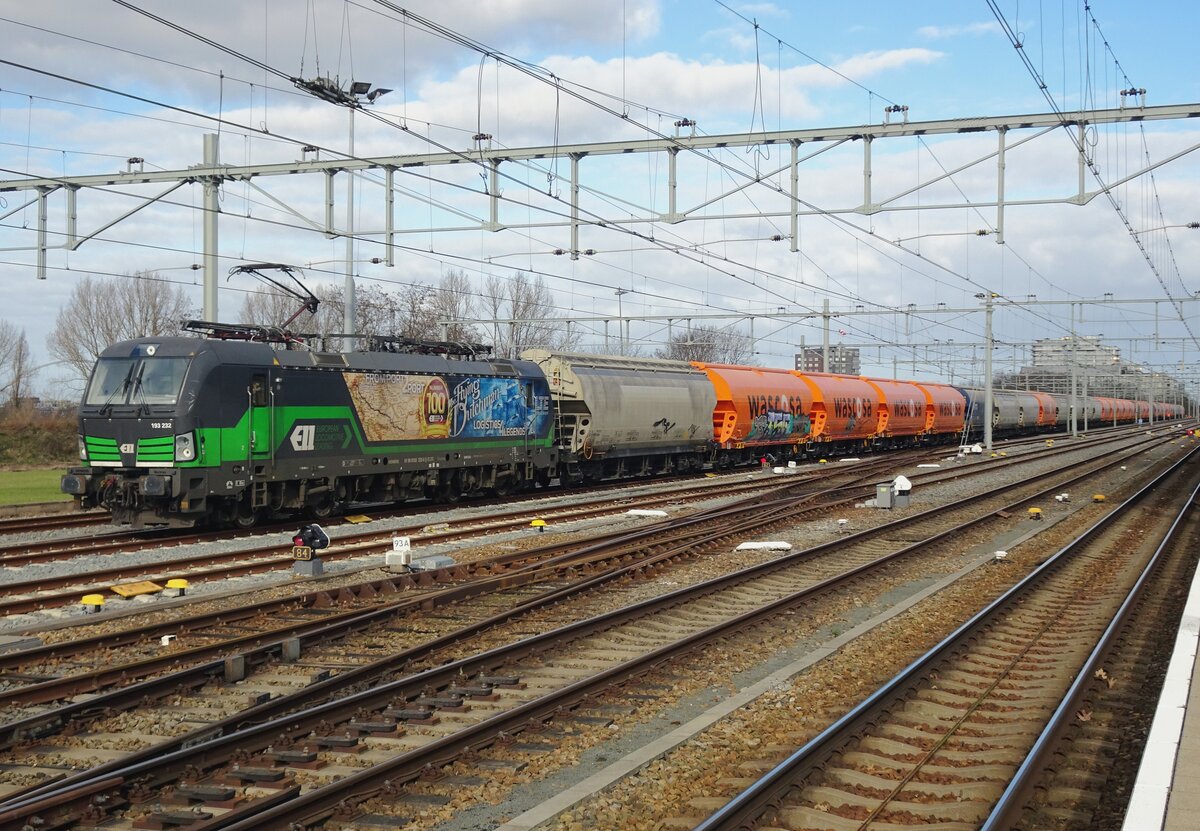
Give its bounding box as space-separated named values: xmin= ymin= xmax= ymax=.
xmin=249 ymin=371 xmax=273 ymax=467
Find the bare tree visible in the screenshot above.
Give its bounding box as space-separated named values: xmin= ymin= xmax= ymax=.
xmin=430 ymin=269 xmax=480 ymax=344
xmin=314 ymin=283 xmax=415 ymax=340
xmin=655 ymin=324 xmax=756 ymax=365
xmin=238 ymin=289 xmax=304 ymax=329
xmin=395 ymin=283 xmax=436 ymax=339
xmin=481 ymin=271 xmax=579 ymax=357
xmin=0 ymin=321 xmax=33 ymax=406
xmin=47 ymin=273 xmax=197 ymax=384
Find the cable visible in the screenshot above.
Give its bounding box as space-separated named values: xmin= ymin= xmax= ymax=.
xmin=6 ymin=7 xmax=1168 ymax=365
xmin=986 ymin=0 xmax=1199 ymax=350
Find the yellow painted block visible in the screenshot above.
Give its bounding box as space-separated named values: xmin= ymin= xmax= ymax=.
xmin=343 ymin=515 xmax=373 ymax=523
xmin=110 ymin=580 xmax=164 ymax=598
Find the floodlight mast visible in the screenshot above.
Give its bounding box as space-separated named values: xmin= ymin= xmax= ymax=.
xmin=293 ymin=76 xmax=391 ymax=349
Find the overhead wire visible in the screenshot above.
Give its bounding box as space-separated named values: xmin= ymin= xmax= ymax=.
xmin=10 ymin=3 xmax=1181 ymax=369
xmin=23 ymin=2 xmax=995 ymax=328
xmin=986 ymin=0 xmax=1200 ymax=350
xmin=5 ymin=12 xmax=920 ymax=349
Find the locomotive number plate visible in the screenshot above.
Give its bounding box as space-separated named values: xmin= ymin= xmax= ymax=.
xmin=291 ymin=545 xmax=314 ymax=561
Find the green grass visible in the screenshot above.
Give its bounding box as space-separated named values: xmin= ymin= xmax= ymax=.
xmin=0 ymin=469 xmax=71 ymax=506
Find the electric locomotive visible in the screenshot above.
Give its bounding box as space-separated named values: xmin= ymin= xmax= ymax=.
xmin=62 ymin=322 xmax=556 ymax=528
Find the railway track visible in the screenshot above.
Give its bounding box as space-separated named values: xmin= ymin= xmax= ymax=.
xmin=0 ymin=455 xmax=913 ymax=712
xmin=0 ymin=431 xmax=1184 ymax=829
xmin=0 ymin=423 xmax=1149 ymax=557
xmin=0 ymin=430 xmax=1169 ymax=703
xmin=0 ymin=511 xmax=108 ymax=536
xmin=0 ymin=454 xmax=896 ymax=566
xmin=0 ymin=430 xmax=1171 ymax=619
xmin=0 ymin=467 xmax=843 ymax=616
xmin=691 ymin=446 xmax=1200 ymax=831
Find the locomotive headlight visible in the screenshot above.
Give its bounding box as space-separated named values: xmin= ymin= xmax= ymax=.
xmin=77 ymin=435 xmax=87 ymax=461
xmin=174 ymin=432 xmax=196 ymax=462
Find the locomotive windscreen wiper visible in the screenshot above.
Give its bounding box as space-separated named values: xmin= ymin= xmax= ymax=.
xmin=130 ymin=363 xmax=149 ymax=416
xmin=98 ymin=362 xmax=135 ymax=415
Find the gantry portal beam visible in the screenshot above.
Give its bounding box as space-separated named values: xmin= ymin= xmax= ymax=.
xmin=3 ymin=102 xmax=1198 ymax=319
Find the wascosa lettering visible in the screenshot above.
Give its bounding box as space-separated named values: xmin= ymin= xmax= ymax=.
xmin=891 ymin=399 xmax=921 ymax=418
xmin=747 ymin=395 xmax=806 ymax=418
xmin=937 ymin=401 xmax=965 ymax=417
xmin=832 ymin=397 xmax=873 ymax=419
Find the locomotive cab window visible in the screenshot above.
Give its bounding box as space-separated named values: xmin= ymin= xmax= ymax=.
xmin=139 ymin=358 xmax=189 ymax=404
xmin=250 ymin=374 xmax=268 ymax=406
xmin=84 ymin=358 xmax=136 ymax=406
xmin=85 ymin=356 xmax=190 ymax=406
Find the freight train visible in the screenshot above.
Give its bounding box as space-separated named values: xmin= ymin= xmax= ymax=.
xmin=61 ymin=324 xmax=1181 ymax=528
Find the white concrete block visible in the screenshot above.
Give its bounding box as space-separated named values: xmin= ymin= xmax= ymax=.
xmin=734 ymin=541 xmax=793 ymax=551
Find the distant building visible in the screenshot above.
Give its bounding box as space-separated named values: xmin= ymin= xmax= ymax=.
xmin=1031 ymin=336 xmax=1120 ymax=369
xmin=797 ymin=346 xmax=861 ymax=375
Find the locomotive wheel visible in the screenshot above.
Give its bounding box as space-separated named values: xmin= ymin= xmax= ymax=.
xmin=492 ymin=477 xmax=514 ymax=498
xmin=306 ymin=497 xmax=336 ymax=519
xmin=232 ymin=505 xmax=261 ymax=529
xmin=438 ymin=473 xmax=463 ymax=504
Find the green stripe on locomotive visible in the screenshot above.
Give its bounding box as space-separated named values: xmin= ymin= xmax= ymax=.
xmin=85 ymin=436 xmax=121 ymax=462
xmin=136 ymin=435 xmax=175 ymax=464
xmin=184 ymin=405 xmax=555 ymax=468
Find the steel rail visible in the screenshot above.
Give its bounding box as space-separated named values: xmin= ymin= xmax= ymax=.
xmin=978 ymin=477 xmax=1200 ymax=830
xmin=0 ymin=431 xmax=1171 ymax=749
xmin=0 ymin=468 xmax=844 ymax=615
xmin=691 ymin=445 xmax=1200 ymax=831
xmin=0 ymin=434 xmax=1180 ymax=828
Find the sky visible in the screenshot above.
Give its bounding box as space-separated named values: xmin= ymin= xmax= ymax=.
xmin=1 ymin=0 xmax=1198 ymax=396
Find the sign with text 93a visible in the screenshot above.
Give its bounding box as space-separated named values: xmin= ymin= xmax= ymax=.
xmin=291 ymin=545 xmax=314 ymax=561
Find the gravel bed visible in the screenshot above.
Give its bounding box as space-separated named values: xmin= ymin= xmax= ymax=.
xmin=0 ymin=436 xmax=1172 ymax=812
xmin=0 ymin=471 xmax=800 ymax=635
xmin=373 ymin=439 xmax=1182 ymax=831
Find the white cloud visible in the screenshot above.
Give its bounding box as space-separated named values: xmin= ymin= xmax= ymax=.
xmin=732 ymin=3 xmax=788 ymax=18
xmin=829 ymin=48 xmax=942 ymax=79
xmin=1 ymin=2 xmax=1196 ymax=381
xmin=916 ymin=22 xmax=1002 ymax=39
